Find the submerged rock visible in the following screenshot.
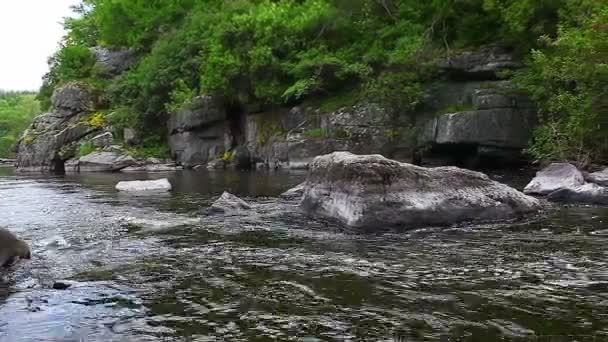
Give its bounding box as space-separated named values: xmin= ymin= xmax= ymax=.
xmin=300 ymin=152 xmax=540 ymax=229
xmin=208 ymin=192 xmax=252 ymax=215
xmin=547 ymin=183 xmax=608 ymax=205
xmin=79 ymin=151 xmax=136 ymax=172
xmin=115 ymin=178 xmax=172 ymax=192
xmin=524 ymin=163 xmax=585 ymax=195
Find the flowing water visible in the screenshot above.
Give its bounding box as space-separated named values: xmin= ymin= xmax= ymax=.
xmin=0 ymin=166 xmax=607 ymax=341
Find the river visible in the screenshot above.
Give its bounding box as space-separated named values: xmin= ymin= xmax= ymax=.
xmin=0 ymin=166 xmax=607 ymax=341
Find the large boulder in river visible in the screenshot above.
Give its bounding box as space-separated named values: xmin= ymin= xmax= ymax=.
xmin=300 ymin=152 xmax=540 ymax=229
xmin=79 ymin=151 xmax=136 ymax=172
xmin=524 ymin=163 xmax=585 ymax=195
xmin=116 ymin=178 xmax=172 ymax=192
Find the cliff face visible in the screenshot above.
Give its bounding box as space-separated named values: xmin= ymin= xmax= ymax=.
xmin=16 ymin=46 xmax=536 ymax=172
xmin=166 ymin=45 xmax=536 ymax=170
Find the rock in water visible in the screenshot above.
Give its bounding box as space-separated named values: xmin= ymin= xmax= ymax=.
xmin=280 ymin=183 xmax=306 ymax=201
xmin=524 ymin=163 xmax=585 ymax=195
xmin=547 ymin=183 xmax=608 ymax=205
xmin=300 ymin=152 xmax=540 ymax=229
xmin=79 ymin=151 xmax=136 ymax=172
xmin=0 ymin=228 xmax=31 ymax=267
xmin=115 ymin=178 xmax=172 ymax=192
xmin=208 ymin=192 xmax=252 ymax=215
xmin=588 ymin=168 xmax=608 ymax=187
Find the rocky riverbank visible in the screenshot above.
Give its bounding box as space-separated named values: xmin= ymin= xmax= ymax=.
xmin=14 ymin=45 xmax=538 ymax=174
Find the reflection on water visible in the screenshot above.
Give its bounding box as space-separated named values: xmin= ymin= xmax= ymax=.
xmin=0 ymin=167 xmax=607 ymax=341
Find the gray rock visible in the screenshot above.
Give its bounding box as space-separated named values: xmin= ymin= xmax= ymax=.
xmin=438 ymin=45 xmax=522 ymax=78
xmin=90 ymin=132 xmax=113 ymax=148
xmin=51 ymin=83 xmax=93 ymax=116
xmin=121 ymin=164 xmax=182 ymax=173
xmin=123 ymin=128 xmax=139 ymax=145
xmin=169 ymin=128 xmax=225 ymax=167
xmin=300 ymin=152 xmax=540 ymax=229
xmin=64 ymin=159 xmax=80 ymax=173
xmin=472 ymin=89 xmax=514 ymax=110
xmin=0 ymin=228 xmax=31 ymax=267
xmin=116 ymin=178 xmax=172 ymax=192
xmin=168 ymin=96 xmax=225 ymax=133
xmin=207 ymin=158 xmax=227 ymax=170
xmin=524 ymin=163 xmax=585 ymax=195
xmin=588 ymin=168 xmax=608 ymax=186
xmin=426 ymin=108 xmax=534 ymax=149
xmin=208 ymin=192 xmax=252 ymax=215
xmin=91 ymin=47 xmax=136 ymax=77
xmin=548 ymin=183 xmax=608 ymax=205
xmin=79 ymin=151 xmax=136 ymax=172
xmin=145 ymin=157 xmax=162 ymax=165
xmin=282 ymin=106 xmax=307 ymax=131
xmin=16 ymin=116 xmax=98 ymax=172
xmin=280 ymin=183 xmax=306 ymax=201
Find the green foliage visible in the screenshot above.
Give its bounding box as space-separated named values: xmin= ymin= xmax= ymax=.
xmin=515 ymin=1 xmax=608 ymax=165
xmin=0 ymin=93 xmax=41 ymax=157
xmin=365 ymin=71 xmax=424 ymax=117
xmin=304 ymin=128 xmax=327 ymax=139
xmin=77 ymin=141 xmax=97 ymax=157
xmin=126 ymin=137 xmax=170 ymax=158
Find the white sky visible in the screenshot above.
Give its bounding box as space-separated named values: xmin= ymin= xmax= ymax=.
xmin=0 ymin=0 xmax=79 ymax=91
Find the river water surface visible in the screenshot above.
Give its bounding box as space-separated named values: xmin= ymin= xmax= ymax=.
xmin=0 ymin=166 xmax=607 ymax=341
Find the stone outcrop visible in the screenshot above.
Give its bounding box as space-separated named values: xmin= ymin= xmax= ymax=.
xmin=15 ymin=83 xmax=100 ymax=172
xmin=300 ymin=152 xmax=540 ymax=229
xmin=438 ymin=45 xmax=522 ymax=79
xmin=524 ymin=163 xmax=608 ymax=205
xmin=421 ymin=81 xmax=535 ymax=164
xmin=91 ymin=47 xmax=136 ymax=77
xmin=248 ymin=103 xmax=403 ymax=169
xmin=115 ymin=178 xmax=172 ymax=192
xmin=168 ymin=96 xmax=228 ymax=167
xmin=524 ymin=163 xmax=585 ymax=195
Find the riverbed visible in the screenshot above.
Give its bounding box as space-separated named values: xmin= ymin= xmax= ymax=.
xmin=0 ymin=167 xmax=607 ymax=341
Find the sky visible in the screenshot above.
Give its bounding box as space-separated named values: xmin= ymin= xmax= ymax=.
xmin=0 ymin=0 xmax=79 ymax=91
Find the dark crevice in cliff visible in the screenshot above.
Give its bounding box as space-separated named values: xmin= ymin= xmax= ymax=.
xmin=52 ymin=157 xmax=65 ymax=174
xmin=226 ymin=102 xmax=246 ymax=149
